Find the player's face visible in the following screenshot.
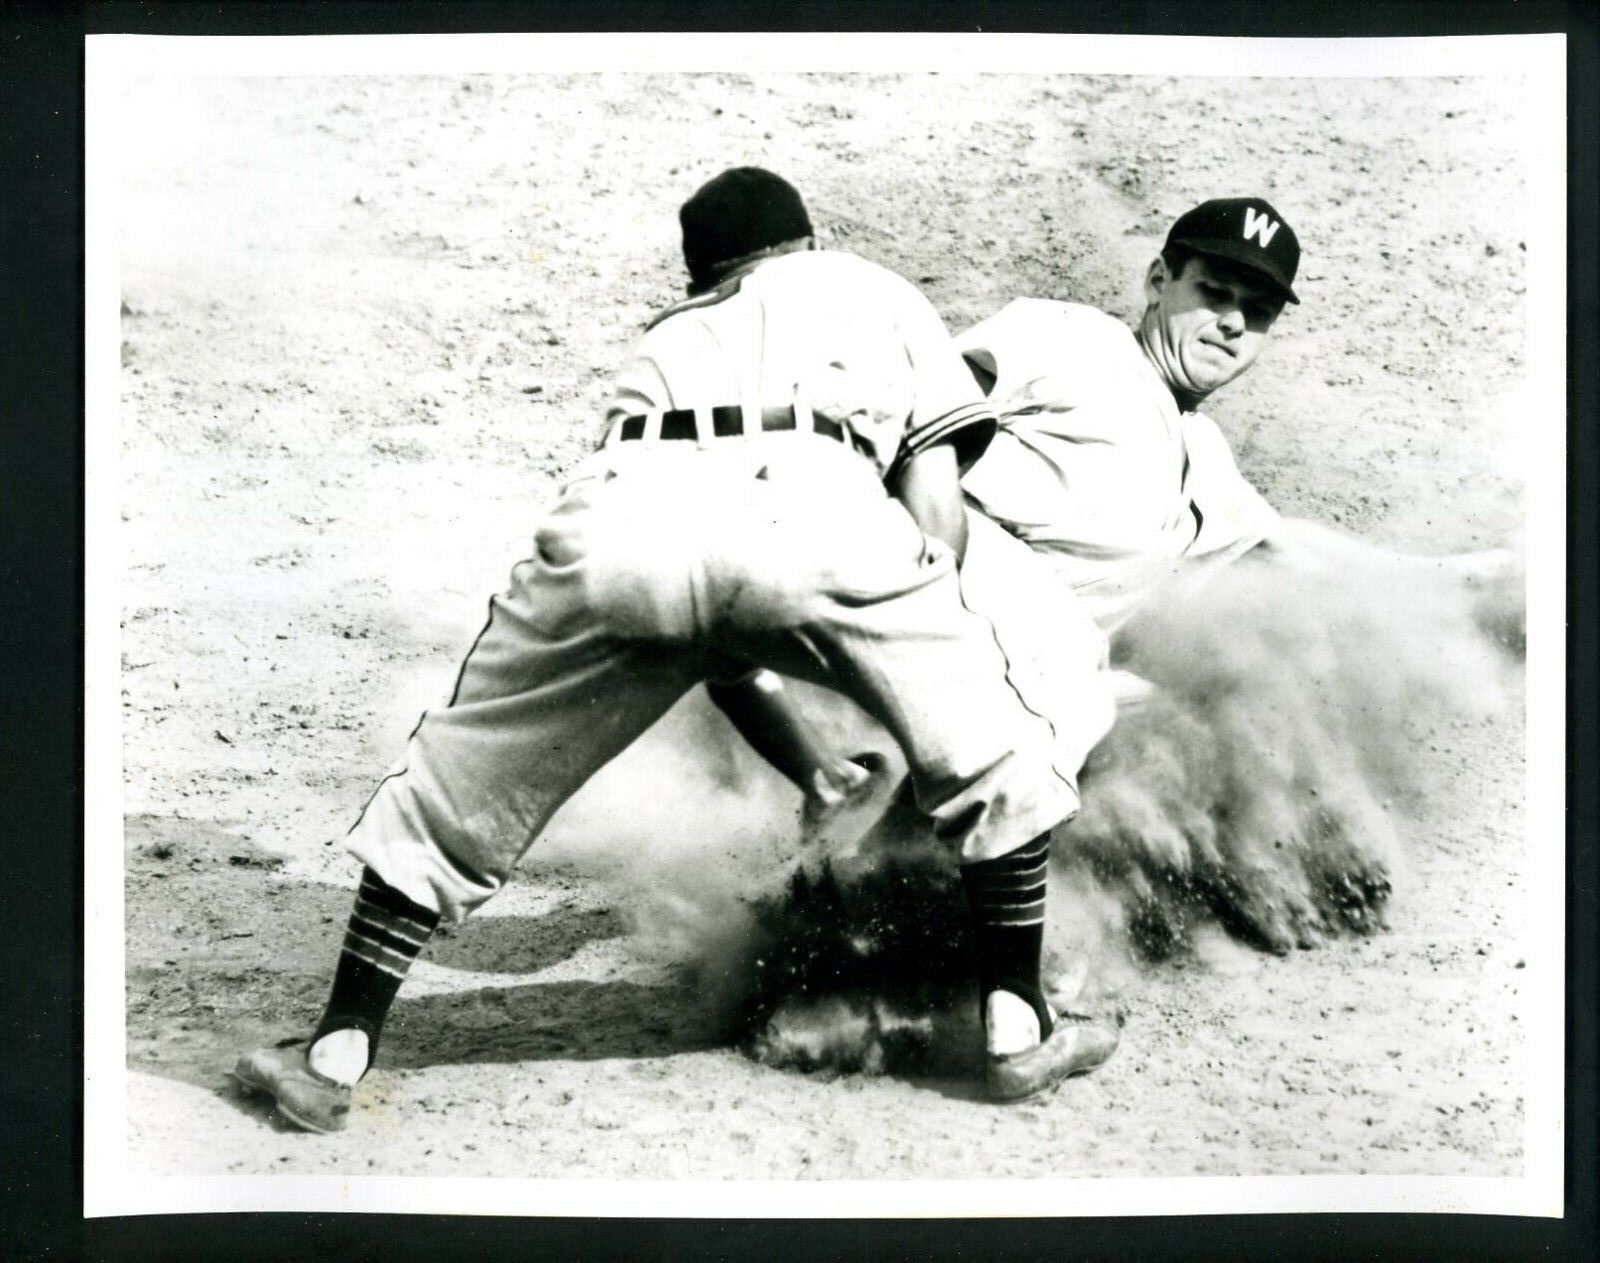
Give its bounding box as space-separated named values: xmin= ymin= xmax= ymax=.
xmin=1140 ymin=255 xmax=1284 ymax=398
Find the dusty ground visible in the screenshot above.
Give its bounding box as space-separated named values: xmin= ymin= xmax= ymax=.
xmin=114 ymin=72 xmax=1531 ymax=1179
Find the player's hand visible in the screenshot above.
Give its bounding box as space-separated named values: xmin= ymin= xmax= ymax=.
xmin=799 ymin=753 xmax=888 ymax=844
xmin=1441 ymin=546 xmax=1516 ymax=584
xmin=1106 ymin=668 xmax=1158 ymax=713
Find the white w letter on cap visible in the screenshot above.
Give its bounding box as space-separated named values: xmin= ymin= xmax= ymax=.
xmin=1242 ymin=206 xmax=1280 ymax=246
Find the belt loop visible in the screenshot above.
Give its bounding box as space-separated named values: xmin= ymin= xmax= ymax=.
xmin=693 ymin=405 xmax=713 ymax=449
xmin=791 ymin=384 xmax=814 ymax=435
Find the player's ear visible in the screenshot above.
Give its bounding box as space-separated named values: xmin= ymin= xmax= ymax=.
xmin=1143 ymin=257 xmax=1169 ymax=304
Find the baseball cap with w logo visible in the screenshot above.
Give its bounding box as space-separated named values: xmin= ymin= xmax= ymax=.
xmin=1164 ymin=197 xmax=1300 ymax=304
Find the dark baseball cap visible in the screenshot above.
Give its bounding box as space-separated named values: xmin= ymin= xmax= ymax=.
xmin=679 ymin=167 xmax=814 ymax=287
xmin=1165 ymin=197 xmax=1300 ymax=304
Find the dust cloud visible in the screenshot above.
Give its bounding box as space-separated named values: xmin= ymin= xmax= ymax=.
xmin=1067 ymin=542 xmax=1523 ymax=961
xmin=549 ymin=544 xmax=1523 ymax=1072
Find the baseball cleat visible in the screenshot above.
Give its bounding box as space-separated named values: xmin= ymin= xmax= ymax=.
xmin=232 ymin=1038 xmax=352 ymax=1134
xmin=985 ymin=1008 xmax=1121 ymax=1104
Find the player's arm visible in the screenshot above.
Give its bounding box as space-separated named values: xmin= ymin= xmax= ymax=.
xmin=602 ymin=328 xmax=679 ymax=444
xmin=1242 ymin=519 xmax=1523 ymax=652
xmin=706 ymin=670 xmax=854 ymax=795
xmin=706 ymin=670 xmax=878 ymax=836
xmin=893 ymin=278 xmax=999 ymax=563
xmin=1180 ymin=429 xmax=1521 ymax=645
xmin=1250 ymin=515 xmax=1436 ymax=570
xmin=889 ymin=439 xmax=970 ymax=562
xmin=1258 ymin=517 xmax=1517 ymax=580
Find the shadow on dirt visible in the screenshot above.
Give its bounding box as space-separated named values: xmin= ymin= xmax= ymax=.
xmin=381 ymin=978 xmax=720 ymax=1070
xmin=123 ymin=812 xmax=1119 ymax=1118
xmin=423 ymin=904 xmax=625 ymax=975
xmin=123 ymin=814 xmax=708 ymax=1107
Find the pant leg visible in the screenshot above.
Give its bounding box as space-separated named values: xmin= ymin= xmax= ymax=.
xmin=346 ymin=484 xmax=703 ymax=922
xmin=691 ymin=478 xmax=1100 ymax=862
xmin=955 ymin=509 xmax=1118 ymax=794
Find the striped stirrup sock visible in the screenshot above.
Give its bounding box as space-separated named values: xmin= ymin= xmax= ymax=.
xmin=959 ymin=832 xmax=1054 ymax=1037
xmin=310 ymin=867 xmax=441 ymax=1068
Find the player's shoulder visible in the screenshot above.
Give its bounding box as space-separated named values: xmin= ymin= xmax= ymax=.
xmin=643 ymin=274 xmax=746 ymax=333
xmin=957 ymin=299 xmax=1135 ymax=382
xmin=1052 ymin=300 xmax=1132 ymax=343
xmin=757 ymin=247 xmax=931 ymax=305
xmin=645 ymin=248 xmax=921 ymax=333
xmin=778 ymin=246 xmax=904 ymax=281
xmin=960 ymin=298 xmax=1127 ymax=346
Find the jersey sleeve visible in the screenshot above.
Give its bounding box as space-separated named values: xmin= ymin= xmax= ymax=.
xmin=1182 ymin=411 xmax=1282 ymax=560
xmin=892 ymin=282 xmax=998 ymax=475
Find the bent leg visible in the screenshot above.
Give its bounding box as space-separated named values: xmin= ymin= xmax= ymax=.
xmin=238 ymin=487 xmax=708 ymax=1127
xmin=347 ymin=551 xmax=702 ymax=922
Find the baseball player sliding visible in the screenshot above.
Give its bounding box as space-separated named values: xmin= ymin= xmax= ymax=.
xmin=958 ymin=195 xmax=1515 ymax=626
xmin=959 ymin=194 xmax=1518 ymax=664
xmin=234 ymin=168 xmax=1121 ymax=1133
xmin=755 ymin=195 xmax=1516 ymax=841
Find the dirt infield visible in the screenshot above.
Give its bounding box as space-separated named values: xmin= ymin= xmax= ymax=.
xmin=115 ymin=71 xmax=1530 ymax=1180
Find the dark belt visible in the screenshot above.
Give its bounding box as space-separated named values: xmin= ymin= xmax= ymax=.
xmin=615 ymin=404 xmax=864 ymax=452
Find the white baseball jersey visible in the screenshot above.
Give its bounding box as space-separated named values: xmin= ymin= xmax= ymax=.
xmin=599 ymin=248 xmax=996 ymax=488
xmin=957 ymin=299 xmax=1280 ymax=631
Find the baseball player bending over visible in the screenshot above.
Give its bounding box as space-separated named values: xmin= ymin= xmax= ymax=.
xmin=235 ymin=168 xmax=1120 ymax=1132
